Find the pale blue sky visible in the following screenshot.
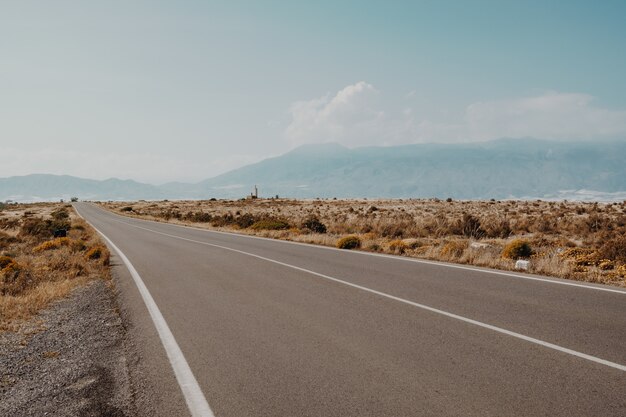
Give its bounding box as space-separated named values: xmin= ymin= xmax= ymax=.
xmin=1 ymin=0 xmax=625 ymax=183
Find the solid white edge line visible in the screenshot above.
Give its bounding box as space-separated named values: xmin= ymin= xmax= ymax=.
xmin=74 ymin=206 xmax=215 ymax=417
xmin=120 ymin=220 xmax=626 ymax=373
xmin=98 ymin=204 xmax=626 ymax=295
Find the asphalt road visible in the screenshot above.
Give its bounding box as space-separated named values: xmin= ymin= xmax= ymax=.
xmin=74 ymin=203 xmax=626 ymax=417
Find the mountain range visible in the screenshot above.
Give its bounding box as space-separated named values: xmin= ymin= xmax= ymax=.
xmin=1 ymin=138 xmax=625 ymax=202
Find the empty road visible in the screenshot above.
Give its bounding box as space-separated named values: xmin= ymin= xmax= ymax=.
xmin=74 ymin=203 xmax=626 ymax=417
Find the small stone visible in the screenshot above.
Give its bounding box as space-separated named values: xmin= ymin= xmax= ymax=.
xmin=470 ymin=242 xmax=491 ymax=249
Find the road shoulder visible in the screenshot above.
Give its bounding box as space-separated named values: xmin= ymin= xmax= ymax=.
xmin=0 ymin=278 xmax=135 ymax=417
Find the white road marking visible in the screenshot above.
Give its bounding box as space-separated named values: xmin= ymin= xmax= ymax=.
xmin=102 ymin=206 xmax=626 ymax=295
xmin=74 ymin=206 xmax=215 ymax=417
xmin=109 ymin=218 xmax=626 ymax=373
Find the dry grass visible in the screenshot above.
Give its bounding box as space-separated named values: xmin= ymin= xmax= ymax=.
xmin=0 ymin=203 xmax=111 ymax=330
xmin=101 ymin=198 xmax=626 ymax=287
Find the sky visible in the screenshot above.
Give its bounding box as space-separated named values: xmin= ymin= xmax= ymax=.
xmin=1 ymin=0 xmax=625 ymax=184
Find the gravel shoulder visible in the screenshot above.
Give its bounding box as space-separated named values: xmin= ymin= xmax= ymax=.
xmin=0 ymin=278 xmax=135 ymax=417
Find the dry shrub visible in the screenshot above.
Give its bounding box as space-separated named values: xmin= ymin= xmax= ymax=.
xmin=1 ymin=203 xmax=113 ymax=328
xmin=483 ymin=217 xmax=512 ymax=238
xmin=105 ymin=198 xmax=626 ymax=286
xmin=33 ymin=237 xmax=71 ymax=252
xmin=388 ymin=239 xmax=407 ymax=254
xmin=380 ymin=222 xmax=409 ymax=238
xmin=598 ymin=259 xmax=615 ymax=271
xmin=559 ymin=248 xmax=598 ymax=266
xmin=402 ymin=238 xmax=423 ymax=249
xmin=502 ymin=239 xmax=533 ymax=259
xmin=0 ymin=232 xmax=18 ymax=250
xmin=366 ymin=243 xmax=382 ymax=252
xmin=302 ymin=216 xmax=327 ymax=234
xmin=251 ymin=219 xmax=290 ymax=230
xmin=49 ymin=255 xmax=87 ymax=277
xmin=51 ymin=207 xmax=69 ymax=221
xmin=413 ymin=245 xmax=432 ymax=255
xmin=532 ymin=216 xmax=556 ymax=233
xmin=459 ymin=214 xmax=485 ymax=239
xmin=598 ymin=235 xmax=626 ymax=264
xmin=1 ymin=261 xmax=32 ymax=297
xmin=20 ymin=217 xmax=53 ymax=238
xmin=20 ymin=217 xmax=70 ymax=239
xmin=71 ymin=239 xmax=87 ymax=252
xmin=184 ymin=211 xmax=213 ymax=223
xmin=440 ymin=240 xmax=468 ymax=258
xmin=337 ymin=235 xmax=361 ymax=250
xmin=234 ymin=213 xmax=257 ymax=228
xmin=0 ymin=217 xmax=20 ymax=230
xmin=0 ymin=255 xmax=15 ymax=269
xmin=85 ymin=245 xmax=109 ymax=264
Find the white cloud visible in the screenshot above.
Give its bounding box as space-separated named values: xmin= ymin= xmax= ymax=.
xmin=461 ymin=92 xmax=626 ymax=141
xmin=285 ymin=84 xmax=626 ymax=147
xmin=285 ymin=81 xmax=390 ymax=147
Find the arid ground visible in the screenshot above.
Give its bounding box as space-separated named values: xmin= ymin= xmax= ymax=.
xmin=102 ymin=198 xmax=626 ymax=287
xmin=0 ymin=203 xmax=135 ymax=417
xmin=0 ymin=202 xmax=111 ymax=330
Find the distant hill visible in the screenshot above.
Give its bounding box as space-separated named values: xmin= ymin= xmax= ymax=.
xmin=197 ymin=139 xmax=626 ymax=200
xmin=0 ymin=174 xmax=164 ymax=202
xmin=1 ymin=139 xmax=625 ymax=202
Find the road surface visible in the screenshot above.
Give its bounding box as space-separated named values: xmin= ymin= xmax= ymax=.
xmin=74 ymin=203 xmax=626 ymax=417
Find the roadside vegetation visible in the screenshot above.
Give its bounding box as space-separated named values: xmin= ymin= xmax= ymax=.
xmin=0 ymin=203 xmax=111 ymax=330
xmin=102 ymin=198 xmax=626 ymax=287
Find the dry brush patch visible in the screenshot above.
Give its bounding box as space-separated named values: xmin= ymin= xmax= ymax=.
xmin=0 ymin=203 xmax=111 ymax=330
xmin=102 ymin=198 xmax=626 ymax=287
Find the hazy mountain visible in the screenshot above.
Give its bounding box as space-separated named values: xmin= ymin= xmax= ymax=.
xmin=1 ymin=139 xmax=625 ymax=202
xmin=0 ymin=174 xmax=165 ymax=202
xmin=198 ymin=139 xmax=626 ymax=200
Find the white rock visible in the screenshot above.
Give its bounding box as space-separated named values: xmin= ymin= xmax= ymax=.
xmin=515 ymin=260 xmax=530 ymax=270
xmin=470 ymin=242 xmax=490 ymax=249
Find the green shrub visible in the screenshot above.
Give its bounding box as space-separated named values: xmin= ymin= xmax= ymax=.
xmin=337 ymin=235 xmax=361 ymax=250
xmin=502 ymin=239 xmax=533 ymax=259
xmin=251 ymin=219 xmax=290 ymax=230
